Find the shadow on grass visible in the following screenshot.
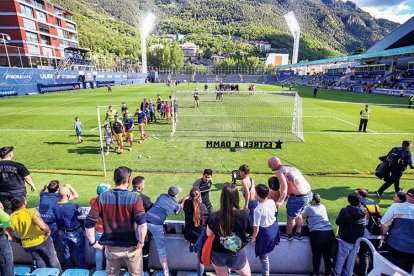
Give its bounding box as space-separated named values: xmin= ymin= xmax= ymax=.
xmin=312 ymin=186 xmax=356 ymax=201
xmin=72 ymin=134 xmax=100 ymax=138
xmin=321 ymin=130 xmax=358 ymax=132
xmin=44 ymin=141 xmax=74 ymax=145
xmin=67 ymin=146 xmax=100 ymax=155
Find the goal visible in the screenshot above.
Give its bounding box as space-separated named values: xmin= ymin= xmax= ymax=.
xmin=169 ymin=90 xmax=304 ymax=142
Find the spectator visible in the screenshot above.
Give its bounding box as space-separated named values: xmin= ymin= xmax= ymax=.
xmin=268 ymin=156 xmax=312 ymax=241
xmin=393 ymin=191 xmax=406 ymax=203
xmin=132 ymin=176 xmax=153 ymax=273
xmin=39 ymin=181 xmax=79 ymax=241
xmin=267 ymin=176 xmax=280 ymax=207
xmin=8 ymin=196 xmax=61 ymax=270
xmin=183 ymin=188 xmax=208 ymax=276
xmin=252 ymin=184 xmax=280 ymax=276
xmin=380 ymin=187 xmax=414 ymax=273
xmin=354 ymin=188 xmax=381 ymax=276
xmin=146 ymin=186 xmax=185 ymax=276
xmin=207 ymin=183 xmax=253 ymax=276
xmin=240 ymin=164 xmax=258 ymax=222
xmin=85 ymin=166 xmax=147 ymax=276
xmin=74 ymin=117 xmax=83 ymax=144
xmin=90 ymin=183 xmax=111 ymax=271
xmin=333 ymin=192 xmax=366 ymax=276
xmin=52 ymin=184 xmax=85 ymax=268
xmin=0 ymin=146 xmax=36 ymax=214
xmin=0 ymin=202 xmax=13 ymax=275
xmin=302 ymin=193 xmax=335 ymax=276
xmin=192 ymin=169 xmax=213 ymax=213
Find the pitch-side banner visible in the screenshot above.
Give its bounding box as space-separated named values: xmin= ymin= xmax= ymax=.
xmin=372 ymin=88 xmax=414 ymax=97
xmin=368 ymin=251 xmax=412 ymax=276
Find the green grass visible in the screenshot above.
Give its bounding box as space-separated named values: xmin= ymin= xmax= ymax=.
xmin=0 ymin=83 xmax=413 ymax=227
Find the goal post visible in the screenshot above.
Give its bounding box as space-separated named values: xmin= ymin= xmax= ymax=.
xmin=170 ymin=90 xmax=304 ymax=142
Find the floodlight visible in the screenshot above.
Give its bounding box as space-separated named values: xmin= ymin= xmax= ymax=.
xmin=140 ymin=12 xmax=156 ymax=74
xmin=284 ymin=12 xmax=300 ymax=64
xmin=140 ymin=12 xmax=156 ymax=38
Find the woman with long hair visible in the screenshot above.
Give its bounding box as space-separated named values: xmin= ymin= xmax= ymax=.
xmin=207 ymin=183 xmax=253 ymax=276
xmin=183 ymin=188 xmax=208 ymax=276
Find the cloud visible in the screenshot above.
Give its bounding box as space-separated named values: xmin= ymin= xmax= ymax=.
xmin=345 ymin=1 xmax=414 ymax=23
xmin=350 ymin=0 xmax=407 ymax=8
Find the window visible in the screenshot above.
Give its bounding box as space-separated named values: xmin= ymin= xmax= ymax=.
xmin=59 ymin=39 xmax=69 ymax=46
xmin=33 ymin=1 xmax=45 ymax=10
xmin=54 ymin=7 xmax=61 ymax=16
xmin=62 ymin=30 xmax=69 ymax=39
xmin=55 ymin=18 xmax=61 ymax=27
xmin=66 ymin=22 xmax=76 ymax=30
xmin=21 ymin=4 xmax=34 ymax=17
xmin=23 ymin=18 xmax=36 ymax=30
xmin=38 ymin=23 xmax=49 ymax=33
xmin=69 ymin=33 xmax=77 ymax=40
xmin=37 ymin=11 xmax=47 ymax=22
xmin=26 ymin=31 xmax=38 ymax=43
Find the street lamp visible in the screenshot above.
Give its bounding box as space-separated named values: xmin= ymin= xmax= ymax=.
xmin=0 ymin=33 xmax=11 ymax=67
xmin=140 ymin=12 xmax=156 ymax=74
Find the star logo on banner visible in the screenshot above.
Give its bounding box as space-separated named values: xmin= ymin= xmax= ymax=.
xmin=275 ymin=140 xmax=284 ymax=150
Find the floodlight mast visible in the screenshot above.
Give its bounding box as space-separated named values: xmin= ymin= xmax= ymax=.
xmin=284 ymin=12 xmax=300 ymax=64
xmin=140 ymin=12 xmax=156 ymax=74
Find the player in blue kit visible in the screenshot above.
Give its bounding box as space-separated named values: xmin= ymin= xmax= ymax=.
xmin=123 ymin=111 xmax=134 ymax=151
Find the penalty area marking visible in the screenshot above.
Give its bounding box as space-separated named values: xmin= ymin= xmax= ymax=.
xmin=0 ymin=100 xmax=82 ymax=117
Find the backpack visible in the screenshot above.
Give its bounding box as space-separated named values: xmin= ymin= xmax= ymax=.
xmin=361 ymin=202 xmax=382 ymax=236
xmin=386 ymin=147 xmax=404 ymax=168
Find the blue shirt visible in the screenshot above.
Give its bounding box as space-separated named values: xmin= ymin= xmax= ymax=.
xmin=38 ymin=192 xmax=60 ymax=224
xmin=381 ymin=202 xmax=414 ymax=254
xmin=74 ymin=121 xmax=83 ymax=132
xmin=146 ymin=194 xmax=179 ymax=225
xmin=137 ymin=113 xmax=145 ymax=124
xmin=123 ymin=117 xmax=134 ymax=132
xmin=52 ymin=202 xmax=81 ymax=230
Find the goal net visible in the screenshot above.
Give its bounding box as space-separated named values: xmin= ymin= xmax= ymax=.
xmin=170 ymin=90 xmax=304 ymax=142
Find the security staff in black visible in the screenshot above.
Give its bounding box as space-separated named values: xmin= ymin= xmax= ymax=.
xmin=358 ymin=104 xmax=370 ymax=132
xmin=376 ymin=140 xmax=413 ymax=198
xmin=0 ymin=146 xmax=36 ymax=214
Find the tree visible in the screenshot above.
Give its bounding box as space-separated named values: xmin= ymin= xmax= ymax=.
xmin=161 ymin=42 xmax=172 ymax=68
xmin=171 ymin=41 xmax=184 ymax=69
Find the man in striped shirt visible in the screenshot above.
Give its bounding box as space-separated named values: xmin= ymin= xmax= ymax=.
xmin=85 ymin=166 xmax=147 ymax=276
xmin=380 ymin=187 xmax=414 ymax=273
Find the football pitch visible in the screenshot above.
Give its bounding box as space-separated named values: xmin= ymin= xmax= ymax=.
xmin=0 ymin=83 xmax=413 ymax=225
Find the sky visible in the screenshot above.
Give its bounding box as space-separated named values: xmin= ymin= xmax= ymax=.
xmin=349 ymin=0 xmax=414 ymax=24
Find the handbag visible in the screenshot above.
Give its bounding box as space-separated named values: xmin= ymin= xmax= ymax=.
xmin=361 ymin=202 xmax=382 ymax=236
xmin=201 ymin=233 xmax=215 ymax=267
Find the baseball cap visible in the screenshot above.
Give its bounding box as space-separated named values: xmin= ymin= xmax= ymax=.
xmin=0 ymin=146 xmax=13 ymax=159
xmin=407 ymin=188 xmax=414 ymax=197
xmin=168 ymin=186 xmax=183 ymax=197
xmin=97 ymin=183 xmax=111 ymax=194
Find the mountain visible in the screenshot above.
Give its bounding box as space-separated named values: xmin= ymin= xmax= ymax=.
xmin=51 ymin=0 xmax=400 ymax=64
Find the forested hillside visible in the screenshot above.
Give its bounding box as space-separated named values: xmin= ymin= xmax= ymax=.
xmin=52 ymin=0 xmax=400 ymax=64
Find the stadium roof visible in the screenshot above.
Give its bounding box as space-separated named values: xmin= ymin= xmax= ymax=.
xmin=276 ymin=45 xmax=414 ymax=69
xmin=367 ymin=16 xmax=414 ymax=53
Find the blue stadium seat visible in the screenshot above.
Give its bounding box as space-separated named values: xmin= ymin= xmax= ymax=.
xmin=92 ymin=270 xmax=106 ymax=276
xmin=31 ymin=267 xmax=60 ymax=275
xmin=61 ymin=269 xmax=90 ymax=276
xmin=14 ymin=266 xmax=31 ymax=275
xmin=123 ymin=272 xmax=150 ymax=276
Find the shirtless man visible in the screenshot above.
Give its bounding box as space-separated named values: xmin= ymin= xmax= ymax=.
xmin=240 ymin=164 xmax=258 ymax=222
xmin=268 ymin=156 xmax=312 ymax=241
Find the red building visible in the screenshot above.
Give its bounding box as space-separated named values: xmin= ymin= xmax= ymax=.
xmin=0 ymin=0 xmax=79 ymax=68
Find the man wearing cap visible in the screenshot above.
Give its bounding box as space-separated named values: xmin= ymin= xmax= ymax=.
xmin=268 ymin=156 xmax=312 ymax=241
xmin=89 ymin=183 xmax=111 ymax=271
xmin=380 ymin=188 xmax=414 ymax=273
xmin=376 ymin=140 xmax=413 ymax=198
xmin=85 ymin=167 xmax=147 ymax=276
xmin=146 ymin=186 xmax=185 ymax=276
xmin=0 ymin=146 xmax=36 ymax=214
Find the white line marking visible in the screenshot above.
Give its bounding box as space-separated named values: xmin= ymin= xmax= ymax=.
xmin=0 ymin=129 xmax=95 ymax=132
xmin=91 ymin=127 xmax=99 ymax=131
xmin=0 ymin=100 xmax=81 ymax=117
xmin=303 ymin=132 xmax=414 ymax=135
xmin=332 ymin=116 xmax=378 ymax=133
